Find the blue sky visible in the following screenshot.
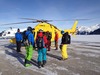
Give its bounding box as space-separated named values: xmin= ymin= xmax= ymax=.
xmin=0 ymin=0 xmax=100 ymax=32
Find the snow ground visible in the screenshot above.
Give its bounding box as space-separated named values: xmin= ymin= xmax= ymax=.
xmin=71 ymin=35 xmax=100 ymax=42
xmin=0 ymin=35 xmax=100 ymax=75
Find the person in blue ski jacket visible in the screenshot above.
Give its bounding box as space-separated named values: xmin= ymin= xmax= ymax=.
xmin=25 ymin=30 xmax=34 ymax=46
xmin=15 ymin=28 xmax=23 ymax=52
xmin=24 ymin=27 xmax=34 ymax=67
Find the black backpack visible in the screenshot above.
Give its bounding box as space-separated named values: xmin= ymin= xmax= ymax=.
xmin=62 ymin=33 xmax=71 ymax=44
xmin=36 ymin=36 xmax=45 ymax=49
xmin=66 ymin=35 xmax=71 ymax=44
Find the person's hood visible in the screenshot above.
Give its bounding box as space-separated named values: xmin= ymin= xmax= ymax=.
xmin=26 ymin=31 xmax=31 ymax=36
xmin=37 ymin=32 xmax=43 ymax=37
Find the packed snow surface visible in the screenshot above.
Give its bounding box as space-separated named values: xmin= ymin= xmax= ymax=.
xmin=0 ymin=35 xmax=100 ymax=75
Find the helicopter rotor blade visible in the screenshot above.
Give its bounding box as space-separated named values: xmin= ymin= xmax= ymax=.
xmin=0 ymin=21 xmax=37 ymax=26
xmin=20 ymin=18 xmax=90 ymax=22
xmin=0 ymin=18 xmax=90 ymax=26
xmin=37 ymin=20 xmax=53 ymax=22
xmin=20 ymin=18 xmax=38 ymax=20
xmin=20 ymin=18 xmax=53 ymax=22
xmin=52 ymin=19 xmax=90 ymax=21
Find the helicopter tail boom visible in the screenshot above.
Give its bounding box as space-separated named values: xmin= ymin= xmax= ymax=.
xmin=64 ymin=20 xmax=78 ymax=34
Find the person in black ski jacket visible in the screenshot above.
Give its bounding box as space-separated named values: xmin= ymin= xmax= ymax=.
xmin=60 ymin=31 xmax=71 ymax=60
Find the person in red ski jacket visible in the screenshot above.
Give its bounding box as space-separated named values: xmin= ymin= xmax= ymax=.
xmin=36 ymin=29 xmax=47 ymax=68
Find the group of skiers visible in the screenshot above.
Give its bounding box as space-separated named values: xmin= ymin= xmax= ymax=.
xmin=15 ymin=26 xmax=71 ymax=68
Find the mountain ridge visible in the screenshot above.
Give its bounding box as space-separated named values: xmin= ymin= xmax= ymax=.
xmin=77 ymin=24 xmax=100 ymax=35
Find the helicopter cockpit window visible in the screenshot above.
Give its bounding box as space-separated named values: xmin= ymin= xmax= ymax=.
xmin=8 ymin=32 xmax=10 ymax=34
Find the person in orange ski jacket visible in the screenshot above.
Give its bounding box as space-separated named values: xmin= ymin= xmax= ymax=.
xmin=55 ymin=31 xmax=59 ymax=50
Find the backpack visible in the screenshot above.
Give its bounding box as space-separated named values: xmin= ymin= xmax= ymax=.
xmin=36 ymin=36 xmax=45 ymax=49
xmin=62 ymin=33 xmax=71 ymax=44
xmin=23 ymin=31 xmax=30 ymax=46
xmin=66 ymin=35 xmax=71 ymax=44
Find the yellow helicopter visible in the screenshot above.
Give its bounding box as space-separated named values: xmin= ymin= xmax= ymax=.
xmin=1 ymin=18 xmax=78 ymax=44
xmin=33 ymin=20 xmax=78 ymax=41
